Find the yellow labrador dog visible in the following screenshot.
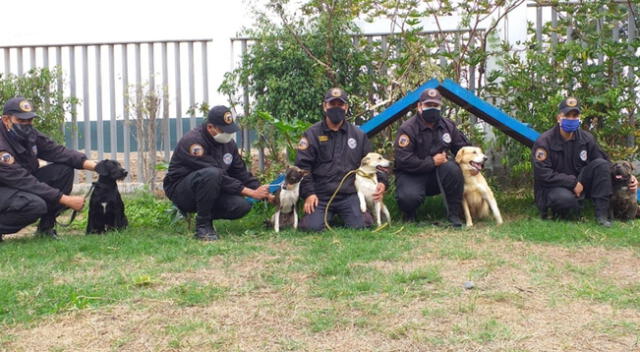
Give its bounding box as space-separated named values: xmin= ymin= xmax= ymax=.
xmin=455 ymin=146 xmax=503 ymax=227
xmin=355 ymin=152 xmax=391 ymax=227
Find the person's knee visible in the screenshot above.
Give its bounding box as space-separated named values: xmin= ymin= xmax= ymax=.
xmin=299 ymin=214 xmax=325 ymax=232
xmin=548 ymin=190 xmax=578 ymax=211
xmin=396 ymin=185 xmax=423 ymax=212
xmin=194 ymin=167 xmax=223 ymax=187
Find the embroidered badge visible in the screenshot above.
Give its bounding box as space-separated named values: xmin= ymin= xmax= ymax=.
xmin=442 ymin=133 xmax=452 ymax=144
xmin=223 ymin=153 xmax=233 ymax=165
xmin=318 ymin=135 xmax=329 ymax=142
xmin=298 ymin=137 xmax=309 ymax=151
xmin=0 ymin=151 xmax=15 ymax=164
xmin=535 ymin=148 xmax=547 ymax=162
xmin=398 ymin=134 xmax=410 ymax=148
xmin=189 ymin=144 xmax=204 ymax=157
xmin=19 ymin=100 xmax=33 ymax=112
xmin=223 ymin=111 xmax=233 ymax=124
xmin=579 ymin=150 xmax=587 ymax=161
xmin=348 ymin=137 xmax=357 ymax=149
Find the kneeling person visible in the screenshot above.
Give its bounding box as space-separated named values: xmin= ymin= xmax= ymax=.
xmin=295 ymin=88 xmax=388 ymax=231
xmin=163 ymin=106 xmax=271 ymax=240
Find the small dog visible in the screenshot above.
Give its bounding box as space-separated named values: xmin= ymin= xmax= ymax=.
xmin=609 ymin=161 xmax=638 ymax=220
xmin=455 ymin=146 xmax=503 ymax=227
xmin=87 ymin=159 xmax=128 ymax=234
xmin=269 ymin=166 xmax=308 ymax=232
xmin=355 ymin=152 xmax=391 ymax=227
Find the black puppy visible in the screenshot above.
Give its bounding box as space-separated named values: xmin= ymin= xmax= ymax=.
xmin=609 ymin=161 xmax=639 ymax=221
xmin=87 ymin=159 xmax=128 ymax=234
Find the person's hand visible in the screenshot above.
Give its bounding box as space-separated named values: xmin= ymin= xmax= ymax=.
xmin=373 ymin=183 xmax=386 ymax=202
xmin=59 ymin=194 xmax=85 ymax=211
xmin=629 ymin=175 xmax=638 ymax=192
xmin=432 ymin=152 xmax=447 ymax=167
xmin=83 ymin=160 xmax=97 ymax=171
xmin=252 ymin=185 xmax=270 ymax=200
xmin=304 ymin=194 xmax=319 ymax=214
xmin=574 ymin=181 xmax=584 ymax=197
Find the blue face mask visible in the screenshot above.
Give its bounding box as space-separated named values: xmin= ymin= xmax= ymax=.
xmin=560 ymin=118 xmax=581 ymax=133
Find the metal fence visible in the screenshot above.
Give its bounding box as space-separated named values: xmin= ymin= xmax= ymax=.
xmin=0 ymin=39 xmax=213 ymax=183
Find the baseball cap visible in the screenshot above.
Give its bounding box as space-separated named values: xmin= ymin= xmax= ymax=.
xmin=207 ymin=105 xmax=239 ymax=133
xmin=3 ymin=97 xmax=38 ymax=119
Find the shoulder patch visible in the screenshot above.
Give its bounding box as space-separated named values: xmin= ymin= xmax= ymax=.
xmin=535 ymin=147 xmax=547 ymax=162
xmin=298 ymin=137 xmax=309 ymax=151
xmin=0 ymin=151 xmax=15 ymax=164
xmin=189 ymin=144 xmax=205 ymax=157
xmin=398 ymin=134 xmax=410 ymax=148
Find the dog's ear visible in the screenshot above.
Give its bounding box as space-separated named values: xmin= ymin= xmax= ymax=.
xmin=623 ymin=161 xmax=634 ymax=171
xmin=455 ymin=148 xmax=465 ymax=164
xmin=95 ymin=160 xmax=110 ymax=176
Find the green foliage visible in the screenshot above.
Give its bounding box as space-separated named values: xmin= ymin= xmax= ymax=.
xmin=484 ymin=0 xmax=640 ymax=182
xmin=0 ymin=67 xmax=75 ymax=143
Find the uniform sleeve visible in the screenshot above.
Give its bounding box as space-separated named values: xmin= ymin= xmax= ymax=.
xmin=361 ymin=135 xmax=389 ymax=187
xmin=450 ymin=125 xmax=470 ymax=156
xmin=394 ymin=127 xmax=435 ymax=174
xmin=532 ymin=141 xmax=577 ymax=189
xmin=0 ymin=161 xmax=62 ymax=203
xmin=294 ymin=131 xmax=316 ymax=200
xmin=227 ymin=145 xmax=260 ymax=191
xmin=174 ymin=138 xmax=245 ymax=195
xmin=36 ymin=132 xmax=87 ymax=169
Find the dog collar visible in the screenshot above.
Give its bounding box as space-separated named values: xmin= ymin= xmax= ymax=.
xmin=356 ymin=169 xmax=376 ymax=179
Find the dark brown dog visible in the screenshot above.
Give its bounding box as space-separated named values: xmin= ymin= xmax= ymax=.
xmin=609 ymin=161 xmax=638 ymax=220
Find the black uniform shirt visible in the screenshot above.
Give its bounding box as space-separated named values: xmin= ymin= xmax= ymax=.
xmin=295 ymin=120 xmax=388 ymax=201
xmin=394 ymin=115 xmax=469 ymax=174
xmin=0 ymin=125 xmax=87 ymax=203
xmin=163 ymin=124 xmax=260 ymax=198
xmin=532 ymin=125 xmax=608 ymax=190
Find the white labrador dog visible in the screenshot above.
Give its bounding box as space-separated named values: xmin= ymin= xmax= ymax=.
xmin=455 ymin=146 xmax=503 ymax=227
xmin=355 ymin=152 xmax=391 ymax=227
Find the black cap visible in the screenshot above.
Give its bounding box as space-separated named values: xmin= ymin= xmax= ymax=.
xmin=3 ymin=97 xmax=38 ymax=119
xmin=324 ymin=87 xmax=348 ymax=104
xmin=558 ymin=97 xmax=581 ymax=114
xmin=419 ymin=88 xmax=442 ymax=105
xmin=207 ymin=105 xmax=239 ymax=133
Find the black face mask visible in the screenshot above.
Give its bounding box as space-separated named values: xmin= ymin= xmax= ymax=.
xmin=326 ymin=107 xmax=346 ymax=124
xmin=421 ymin=108 xmax=441 ymax=124
xmin=9 ymin=123 xmax=37 ymax=144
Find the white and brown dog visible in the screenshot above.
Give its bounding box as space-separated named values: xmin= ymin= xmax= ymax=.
xmin=455 ymin=146 xmax=503 ymax=227
xmin=355 ymin=152 xmax=391 ymax=227
xmin=269 ymin=166 xmax=308 ymax=232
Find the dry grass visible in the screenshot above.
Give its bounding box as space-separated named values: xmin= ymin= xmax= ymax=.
xmin=3 ymin=229 xmax=640 ymax=352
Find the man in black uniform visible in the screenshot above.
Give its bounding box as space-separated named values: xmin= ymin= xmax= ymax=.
xmin=394 ymin=88 xmax=469 ymax=227
xmin=0 ymin=97 xmax=96 ymax=241
xmin=163 ymin=105 xmax=271 ymax=241
xmin=532 ymin=97 xmax=637 ymax=227
xmin=295 ymin=88 xmax=388 ymax=231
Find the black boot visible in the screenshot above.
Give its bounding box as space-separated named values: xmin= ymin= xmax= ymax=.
xmin=194 ymin=216 xmax=219 ymax=241
xmin=447 ymin=214 xmax=463 ymax=228
xmin=36 ymin=217 xmax=59 ymax=239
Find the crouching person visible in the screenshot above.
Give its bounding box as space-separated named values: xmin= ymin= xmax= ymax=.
xmin=163 ymin=105 xmax=272 ymax=241
xmin=0 ymin=97 xmax=97 ymax=241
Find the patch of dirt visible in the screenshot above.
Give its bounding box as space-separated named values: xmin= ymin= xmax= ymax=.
xmin=4 ymin=231 xmax=640 ymax=352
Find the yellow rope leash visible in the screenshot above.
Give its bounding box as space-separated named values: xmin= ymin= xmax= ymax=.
xmin=323 ymin=169 xmax=358 ymax=232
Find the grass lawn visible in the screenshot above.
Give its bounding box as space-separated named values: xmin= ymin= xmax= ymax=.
xmin=1 ymin=191 xmax=639 ymax=351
